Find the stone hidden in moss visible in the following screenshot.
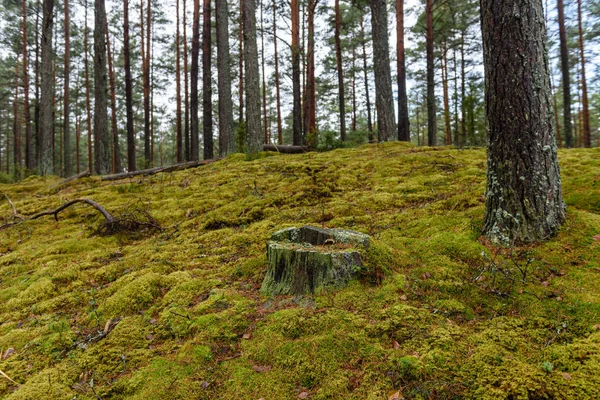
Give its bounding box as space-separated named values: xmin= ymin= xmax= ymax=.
xmin=261 ymin=226 xmax=371 ymax=296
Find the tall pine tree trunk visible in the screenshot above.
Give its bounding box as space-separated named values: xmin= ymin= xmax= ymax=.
xmin=143 ymin=0 xmax=152 ymax=165
xmin=190 ymin=0 xmax=200 ymax=160
xmin=13 ymin=54 xmax=21 ymax=178
xmin=481 ymin=0 xmax=565 ymax=243
xmin=306 ymin=0 xmax=317 ymax=148
xmin=260 ymin=0 xmax=269 ymax=144
xmin=272 ymin=0 xmax=282 ymax=144
xmin=557 ymin=0 xmax=572 ymax=148
xmin=216 ymin=0 xmax=235 ymax=155
xmin=202 ymin=0 xmax=213 ymax=159
xmin=442 ymin=41 xmax=451 ymax=145
xmin=370 ymin=0 xmax=396 ymax=142
xmin=94 ymin=0 xmax=110 ymax=174
xmin=176 ymin=0 xmax=183 ymax=162
xmin=577 ymin=0 xmax=590 ymax=148
xmin=84 ymin=2 xmax=93 ymax=174
xmin=105 ymin=16 xmax=120 ymax=173
xmin=291 ymin=0 xmax=302 ymax=145
xmin=396 ymin=0 xmax=409 ymax=141
xmin=63 ymin=0 xmax=71 ymax=176
xmin=124 ymin=0 xmax=136 ymax=171
xmin=360 ymin=16 xmax=373 ymax=139
xmin=425 ymin=0 xmax=436 ymax=146
xmin=239 ymin=0 xmax=244 ymax=126
xmin=334 ymin=0 xmax=346 ymax=142
xmin=184 ymin=0 xmax=191 ymax=159
xmin=243 ymin=0 xmax=262 ymax=153
xmin=22 ymin=0 xmax=34 ymax=172
xmin=39 ymin=0 xmax=54 ymax=175
xmin=34 ymin=0 xmax=41 ymax=171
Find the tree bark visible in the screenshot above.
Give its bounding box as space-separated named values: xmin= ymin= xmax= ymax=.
xmin=13 ymin=54 xmax=22 ymax=178
xmin=190 ymin=0 xmax=200 ymax=160
xmin=202 ymin=0 xmax=213 ymax=159
xmin=481 ymin=0 xmax=565 ymax=243
xmin=305 ymin=0 xmax=317 ymax=148
xmin=425 ymin=0 xmax=436 ymax=146
xmin=94 ymin=0 xmax=110 ymax=175
xmin=216 ymin=0 xmax=235 ymax=155
xmin=39 ymin=0 xmax=54 ymax=176
xmin=238 ymin=0 xmax=244 ymax=126
xmin=291 ymin=0 xmax=302 ymax=145
xmin=370 ymin=0 xmax=397 ymax=142
xmin=105 ymin=16 xmax=121 ymax=173
xmin=34 ymin=0 xmax=41 ymax=172
xmin=360 ymin=16 xmax=373 ymax=140
xmin=176 ymin=0 xmax=182 ymax=162
xmin=123 ymin=0 xmax=136 ymax=171
xmin=183 ymin=0 xmax=191 ymax=160
xmin=260 ymin=0 xmax=268 ymax=144
xmin=62 ymin=0 xmax=71 ymax=177
xmin=143 ymin=0 xmax=152 ymax=165
xmin=22 ymin=0 xmax=34 ymax=172
xmin=334 ymin=0 xmax=346 ymax=142
xmin=396 ymin=0 xmax=409 ymax=141
xmin=577 ymin=0 xmax=590 ymax=148
xmin=272 ymin=0 xmax=283 ymax=145
xmin=556 ymin=0 xmax=572 ymax=148
xmin=442 ymin=41 xmax=451 ymax=146
xmin=460 ymin=31 xmax=466 ymax=146
xmin=84 ymin=2 xmax=93 ymax=174
xmin=243 ymin=0 xmax=263 ymax=153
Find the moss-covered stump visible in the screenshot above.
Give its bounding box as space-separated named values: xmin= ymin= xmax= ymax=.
xmin=261 ymin=226 xmax=371 ymax=295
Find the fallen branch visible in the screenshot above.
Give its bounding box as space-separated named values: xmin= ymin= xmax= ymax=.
xmin=0 ymin=368 xmax=20 ymax=387
xmin=263 ymin=144 xmax=310 ymax=154
xmin=101 ymin=159 xmax=220 ymax=181
xmin=29 ymin=198 xmax=115 ymax=223
xmin=60 ymin=170 xmax=91 ymax=185
xmin=4 ymin=194 xmax=23 ymax=221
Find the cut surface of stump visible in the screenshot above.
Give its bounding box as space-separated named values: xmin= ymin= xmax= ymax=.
xmin=261 ymin=226 xmax=371 ymax=296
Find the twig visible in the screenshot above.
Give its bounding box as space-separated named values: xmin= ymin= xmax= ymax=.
xmin=170 ymin=310 xmax=191 ymax=320
xmin=0 ymin=368 xmax=20 ymax=387
xmin=28 ymin=199 xmax=115 ymax=223
xmin=59 ymin=170 xmax=91 ymax=185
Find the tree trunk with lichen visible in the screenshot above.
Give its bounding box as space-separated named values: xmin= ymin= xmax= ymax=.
xmin=481 ymin=0 xmax=565 ymax=244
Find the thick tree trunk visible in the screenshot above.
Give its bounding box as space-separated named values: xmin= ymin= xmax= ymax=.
xmin=272 ymin=0 xmax=283 ymax=145
xmin=291 ymin=0 xmax=302 ymax=145
xmin=123 ymin=0 xmax=136 ymax=171
xmin=557 ymin=0 xmax=572 ymax=148
xmin=176 ymin=0 xmax=182 ymax=162
xmin=94 ymin=0 xmax=110 ymax=175
xmin=370 ymin=0 xmax=397 ymax=142
xmin=238 ymin=0 xmax=244 ymax=126
xmin=22 ymin=0 xmax=33 ymax=172
xmin=183 ymin=0 xmax=191 ymax=160
xmin=481 ymin=0 xmax=565 ymax=244
xmin=243 ymin=0 xmax=263 ymax=153
xmin=216 ymin=0 xmax=235 ymax=155
xmin=190 ymin=0 xmax=200 ymax=160
xmin=305 ymin=0 xmax=317 ymax=148
xmin=34 ymin=0 xmax=41 ymax=172
xmin=577 ymin=0 xmax=590 ymax=148
xmin=360 ymin=17 xmax=373 ymax=140
xmin=84 ymin=3 xmax=93 ymax=174
xmin=260 ymin=0 xmax=269 ymax=144
xmin=396 ymin=0 xmax=409 ymax=141
xmin=202 ymin=0 xmax=213 ymax=159
xmin=143 ymin=0 xmax=152 ymax=165
xmin=334 ymin=0 xmax=346 ymax=142
xmin=39 ymin=0 xmax=54 ymax=176
xmin=63 ymin=0 xmax=71 ymax=177
xmin=425 ymin=0 xmax=436 ymax=146
xmin=105 ymin=17 xmax=121 ymax=173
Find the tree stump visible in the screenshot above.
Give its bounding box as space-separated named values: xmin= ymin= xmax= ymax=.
xmin=261 ymin=226 xmax=371 ymax=296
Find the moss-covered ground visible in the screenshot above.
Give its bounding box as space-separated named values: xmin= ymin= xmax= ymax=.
xmin=0 ymin=143 xmax=599 ymax=399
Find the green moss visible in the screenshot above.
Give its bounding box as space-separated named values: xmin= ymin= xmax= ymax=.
xmin=0 ymin=144 xmax=598 ymax=398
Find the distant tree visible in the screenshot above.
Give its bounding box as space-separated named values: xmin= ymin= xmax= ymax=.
xmin=557 ymin=0 xmax=572 ymax=148
xmin=123 ymin=0 xmax=136 ymax=171
xmin=291 ymin=0 xmax=302 ymax=145
xmin=216 ymin=0 xmax=235 ymax=155
xmin=425 ymin=0 xmax=435 ymax=146
xmin=190 ymin=0 xmax=200 ymax=160
xmin=396 ymin=0 xmax=409 ymax=141
xmin=202 ymin=0 xmax=213 ymax=159
xmin=480 ymin=0 xmax=565 ymax=243
xmin=22 ymin=0 xmax=34 ymax=171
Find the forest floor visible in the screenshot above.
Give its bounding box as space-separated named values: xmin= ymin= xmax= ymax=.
xmin=0 ymin=142 xmax=599 ymax=399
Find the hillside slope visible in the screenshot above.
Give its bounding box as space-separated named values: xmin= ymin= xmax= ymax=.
xmin=0 ymin=143 xmax=599 ymax=399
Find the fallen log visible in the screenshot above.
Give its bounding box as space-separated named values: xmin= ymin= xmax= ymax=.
xmin=59 ymin=170 xmax=91 ymax=185
xmin=100 ymin=159 xmax=219 ymax=181
xmin=263 ymin=144 xmax=310 ymax=154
